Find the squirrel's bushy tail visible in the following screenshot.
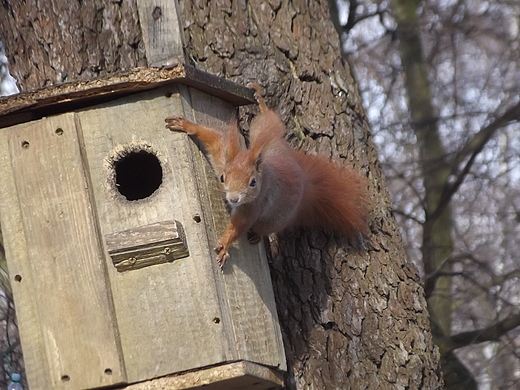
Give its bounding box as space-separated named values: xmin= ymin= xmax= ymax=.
xmin=293 ymin=151 xmax=368 ymax=237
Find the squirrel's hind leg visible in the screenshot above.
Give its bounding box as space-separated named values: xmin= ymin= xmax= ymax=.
xmin=247 ymin=230 xmax=262 ymax=245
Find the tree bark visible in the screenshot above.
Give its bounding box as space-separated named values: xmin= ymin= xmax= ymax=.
xmin=0 ymin=0 xmax=442 ymax=388
xmin=0 ymin=0 xmax=146 ymax=92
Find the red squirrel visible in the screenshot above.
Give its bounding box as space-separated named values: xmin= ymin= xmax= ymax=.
xmin=165 ymin=84 xmax=368 ymax=266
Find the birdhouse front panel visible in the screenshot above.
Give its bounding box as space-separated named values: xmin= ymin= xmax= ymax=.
xmin=75 ymin=86 xmax=237 ymax=383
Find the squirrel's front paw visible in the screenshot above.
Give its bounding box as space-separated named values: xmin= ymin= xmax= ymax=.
xmin=165 ymin=116 xmax=186 ymax=132
xmin=214 ymin=244 xmax=230 ymax=268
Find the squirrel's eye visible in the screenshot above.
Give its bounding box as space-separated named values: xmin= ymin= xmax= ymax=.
xmin=249 ymin=178 xmax=257 ymax=187
xmin=220 ymin=174 xmax=225 ymax=183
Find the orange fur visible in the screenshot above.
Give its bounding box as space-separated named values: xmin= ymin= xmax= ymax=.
xmin=165 ymin=85 xmax=368 ymax=266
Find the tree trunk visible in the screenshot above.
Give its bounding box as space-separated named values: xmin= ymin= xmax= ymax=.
xmin=392 ymin=0 xmax=455 ymax=336
xmin=0 ymin=0 xmax=442 ymax=388
xmin=391 ymin=0 xmax=475 ymax=388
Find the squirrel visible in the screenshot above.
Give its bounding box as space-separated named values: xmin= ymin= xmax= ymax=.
xmin=165 ymin=83 xmax=368 ymax=267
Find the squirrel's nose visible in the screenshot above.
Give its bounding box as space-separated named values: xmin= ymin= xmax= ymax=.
xmin=227 ymin=194 xmax=240 ymax=204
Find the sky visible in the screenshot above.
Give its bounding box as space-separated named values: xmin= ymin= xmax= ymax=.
xmin=0 ymin=42 xmax=19 ymax=96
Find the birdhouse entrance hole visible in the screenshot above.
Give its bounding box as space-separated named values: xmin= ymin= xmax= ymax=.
xmin=108 ymin=145 xmax=163 ymax=201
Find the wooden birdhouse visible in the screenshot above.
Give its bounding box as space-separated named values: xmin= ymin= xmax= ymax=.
xmin=0 ymin=3 xmax=286 ymax=388
xmin=0 ymin=65 xmax=286 ymax=389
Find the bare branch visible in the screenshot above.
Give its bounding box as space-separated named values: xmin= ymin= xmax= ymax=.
xmin=344 ymin=0 xmax=359 ymax=32
xmin=431 ymin=101 xmax=520 ymax=221
xmin=392 ymin=208 xmax=424 ymax=224
xmin=423 ymin=253 xmax=472 ymax=298
xmin=455 ymin=101 xmax=520 ymax=168
xmin=341 ymin=0 xmax=391 ymax=33
xmin=448 ymin=313 xmax=520 ymax=351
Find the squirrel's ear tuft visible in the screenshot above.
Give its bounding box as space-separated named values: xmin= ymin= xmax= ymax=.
xmin=225 ymin=122 xmax=242 ymax=162
xmin=255 ymin=153 xmax=263 ymax=171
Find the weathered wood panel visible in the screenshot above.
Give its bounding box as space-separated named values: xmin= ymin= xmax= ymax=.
xmin=123 ymin=360 xmax=283 ymax=390
xmin=136 ymin=0 xmax=185 ymax=67
xmin=187 ymin=88 xmax=286 ymax=370
xmin=0 ymin=120 xmax=53 ymax=390
xmin=6 ymin=114 xmax=125 ymax=389
xmin=76 ymin=86 xmax=234 ymax=383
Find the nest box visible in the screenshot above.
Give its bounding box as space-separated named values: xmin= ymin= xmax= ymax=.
xmin=0 ymin=65 xmax=286 ymax=389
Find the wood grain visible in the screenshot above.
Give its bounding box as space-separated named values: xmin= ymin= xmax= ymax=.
xmin=105 ymin=220 xmax=189 ymax=271
xmin=76 ymin=86 xmax=233 ymax=383
xmin=7 ymin=113 xmax=125 ymax=389
xmin=0 ymin=119 xmax=53 ymax=389
xmin=123 ymin=360 xmax=283 ymax=390
xmin=187 ymin=87 xmax=287 ymax=370
xmin=136 ymin=0 xmax=185 ymax=67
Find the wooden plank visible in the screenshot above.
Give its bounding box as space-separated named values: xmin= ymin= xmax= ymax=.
xmin=136 ymin=0 xmax=185 ymax=67
xmin=176 ymin=84 xmax=240 ymax=365
xmin=105 ymin=220 xmax=189 ymax=271
xmin=123 ymin=360 xmax=284 ymax=390
xmin=7 ymin=113 xmax=125 ymax=389
xmin=188 ymin=88 xmax=287 ymax=370
xmin=0 ymin=65 xmax=255 ymax=129
xmin=76 ymin=86 xmax=234 ymax=383
xmin=0 ymin=119 xmax=53 ymax=389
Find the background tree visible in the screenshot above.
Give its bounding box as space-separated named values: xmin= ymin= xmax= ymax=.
xmin=335 ymin=0 xmax=520 ymax=388
xmin=0 ymin=0 xmax=442 ymax=388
